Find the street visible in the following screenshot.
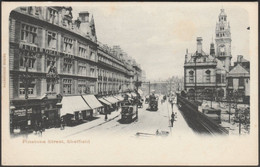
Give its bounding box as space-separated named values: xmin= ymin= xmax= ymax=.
xmin=17 ymin=96 xmax=193 ymax=140
xmin=80 ymin=96 xmax=194 ymax=138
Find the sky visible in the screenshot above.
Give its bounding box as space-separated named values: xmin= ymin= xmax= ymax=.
xmin=71 ymin=2 xmax=250 ymax=81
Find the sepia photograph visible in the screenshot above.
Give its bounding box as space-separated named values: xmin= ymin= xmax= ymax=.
xmin=1 ymin=1 xmax=258 ymax=166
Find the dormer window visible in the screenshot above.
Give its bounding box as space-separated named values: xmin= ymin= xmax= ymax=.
xmin=47 ymin=8 xmax=58 ymax=25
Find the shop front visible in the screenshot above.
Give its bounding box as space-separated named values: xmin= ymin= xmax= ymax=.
xmin=41 ymin=94 xmax=62 ymax=129
xmin=82 ymin=95 xmax=103 ymax=117
xmin=113 ymin=94 xmax=124 ymax=108
xmin=103 ymin=96 xmax=119 ymax=111
xmin=10 ymin=94 xmax=62 ymax=135
xmin=98 ymin=98 xmax=112 ymax=114
xmin=60 ymin=95 xmax=92 ymax=126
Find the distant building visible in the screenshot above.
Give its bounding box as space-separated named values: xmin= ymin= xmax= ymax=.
xmin=184 ymin=8 xmax=234 ymax=100
xmin=226 ymin=55 xmax=250 ymax=103
xmin=184 ymin=37 xmax=227 ymax=100
xmin=215 ymin=8 xmax=232 ymax=72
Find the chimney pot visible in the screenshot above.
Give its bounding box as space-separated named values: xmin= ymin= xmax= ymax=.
xmin=197 ymin=37 xmax=203 ymax=54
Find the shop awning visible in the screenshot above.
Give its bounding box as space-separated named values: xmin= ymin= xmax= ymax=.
xmin=114 ymin=95 xmax=124 ymax=101
xmin=138 ymin=89 xmax=143 ymax=95
xmin=98 ymin=98 xmax=111 ymax=106
xmin=126 ymin=93 xmax=132 ymax=97
xmin=103 ymin=96 xmax=119 ymax=104
xmin=60 ymin=96 xmax=91 ymax=116
xmin=82 ymin=95 xmax=103 ymax=109
xmin=131 ymin=92 xmax=137 ymax=97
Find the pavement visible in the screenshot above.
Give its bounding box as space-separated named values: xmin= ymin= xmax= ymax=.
xmin=16 ymin=109 xmax=121 ymax=140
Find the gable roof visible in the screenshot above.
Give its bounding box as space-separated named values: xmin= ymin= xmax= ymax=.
xmin=229 ymin=63 xmax=249 ymax=75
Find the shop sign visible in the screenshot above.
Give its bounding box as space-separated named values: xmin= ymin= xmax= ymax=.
xmin=14 ymin=108 xmax=32 ymax=116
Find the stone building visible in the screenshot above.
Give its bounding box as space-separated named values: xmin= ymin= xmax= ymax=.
xmin=184 ymin=8 xmax=233 ymax=100
xmin=184 ymin=37 xmax=227 ymax=100
xmin=226 ymin=55 xmax=250 ymax=104
xmin=9 ymin=6 xmax=141 ymax=133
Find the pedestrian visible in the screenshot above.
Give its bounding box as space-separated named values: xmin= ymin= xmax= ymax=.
xmin=38 ymin=122 xmax=43 ymax=137
xmin=60 ymin=117 xmax=65 ymax=130
xmin=105 ymin=110 xmax=108 ymax=121
xmin=156 ymin=129 xmax=160 ymax=136
xmin=171 ymin=112 xmax=175 ymax=127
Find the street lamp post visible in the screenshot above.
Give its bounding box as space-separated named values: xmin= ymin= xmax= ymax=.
xmin=194 ymin=56 xmax=197 ymax=101
xmin=22 ymin=60 xmax=30 ymax=137
xmin=135 ymin=73 xmax=139 ymax=119
xmin=20 ymin=53 xmax=36 ymax=138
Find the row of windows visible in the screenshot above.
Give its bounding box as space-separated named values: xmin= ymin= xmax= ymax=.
xmin=20 ymin=7 xmax=73 ymax=30
xmin=98 ymin=54 xmax=125 ymax=72
xmin=187 ymin=72 xmax=229 ymax=84
xmin=20 ymin=23 xmax=97 ymax=60
xmin=98 ymin=82 xmax=120 ymax=93
xmin=188 ymin=70 xmax=211 ymax=83
xmin=97 ymin=68 xmax=127 ymax=83
xmin=219 ymin=16 xmax=227 ymax=22
xmin=228 ymin=78 xmax=246 ymax=87
xmin=18 ymin=78 xmax=96 ymax=97
xmin=216 ymin=32 xmax=227 ymax=37
xmin=19 ymin=50 xmax=96 ymax=77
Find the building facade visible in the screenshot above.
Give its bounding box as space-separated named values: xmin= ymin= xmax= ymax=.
xmin=215 ymin=8 xmax=232 ymax=72
xmin=183 ymin=8 xmax=234 ymax=100
xmin=9 ymin=6 xmax=141 ymax=133
xmin=184 ymin=37 xmax=227 ymax=100
xmin=97 ymin=43 xmax=134 ymax=97
xmin=226 ymin=55 xmax=250 ymax=104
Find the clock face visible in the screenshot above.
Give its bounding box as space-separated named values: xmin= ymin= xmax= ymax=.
xmin=220 ymin=45 xmax=225 ymax=52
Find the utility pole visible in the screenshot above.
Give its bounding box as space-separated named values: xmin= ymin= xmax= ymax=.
xmin=135 ymin=72 xmax=139 ymax=119
xmin=194 ymin=57 xmax=197 ymax=101
xmin=21 ymin=57 xmax=32 ymax=138
xmin=148 ymin=81 xmax=150 ymax=95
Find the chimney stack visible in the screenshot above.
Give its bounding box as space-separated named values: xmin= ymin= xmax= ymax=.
xmin=197 ymin=37 xmax=203 ymax=54
xmin=185 ymin=49 xmax=188 ymax=63
xmin=237 ymin=55 xmax=243 ymax=62
xmin=74 ymin=17 xmax=81 ymax=29
xmin=79 ymin=11 xmax=89 ymax=23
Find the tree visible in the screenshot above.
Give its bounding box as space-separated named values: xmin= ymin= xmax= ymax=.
xmin=234 ymin=107 xmax=250 ymax=134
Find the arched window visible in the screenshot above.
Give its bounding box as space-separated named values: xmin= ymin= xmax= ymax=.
xmin=205 ymin=70 xmax=211 ymax=82
xmin=189 ymin=71 xmax=194 ymax=83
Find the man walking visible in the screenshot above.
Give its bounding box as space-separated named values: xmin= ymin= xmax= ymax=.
xmin=170 ymin=112 xmax=175 ymax=127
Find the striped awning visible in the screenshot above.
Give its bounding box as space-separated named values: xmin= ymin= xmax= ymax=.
xmin=60 ymin=96 xmax=91 ymax=116
xmin=103 ymin=96 xmax=119 ymax=104
xmin=138 ymin=89 xmax=143 ymax=95
xmin=131 ymin=92 xmax=137 ymax=97
xmin=82 ymin=95 xmax=103 ymax=109
xmin=126 ymin=93 xmax=132 ymax=97
xmin=114 ymin=95 xmax=124 ymax=101
xmin=98 ymin=98 xmax=111 ymax=106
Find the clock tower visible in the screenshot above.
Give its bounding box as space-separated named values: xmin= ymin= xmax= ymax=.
xmin=215 ymin=8 xmax=232 ymax=72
